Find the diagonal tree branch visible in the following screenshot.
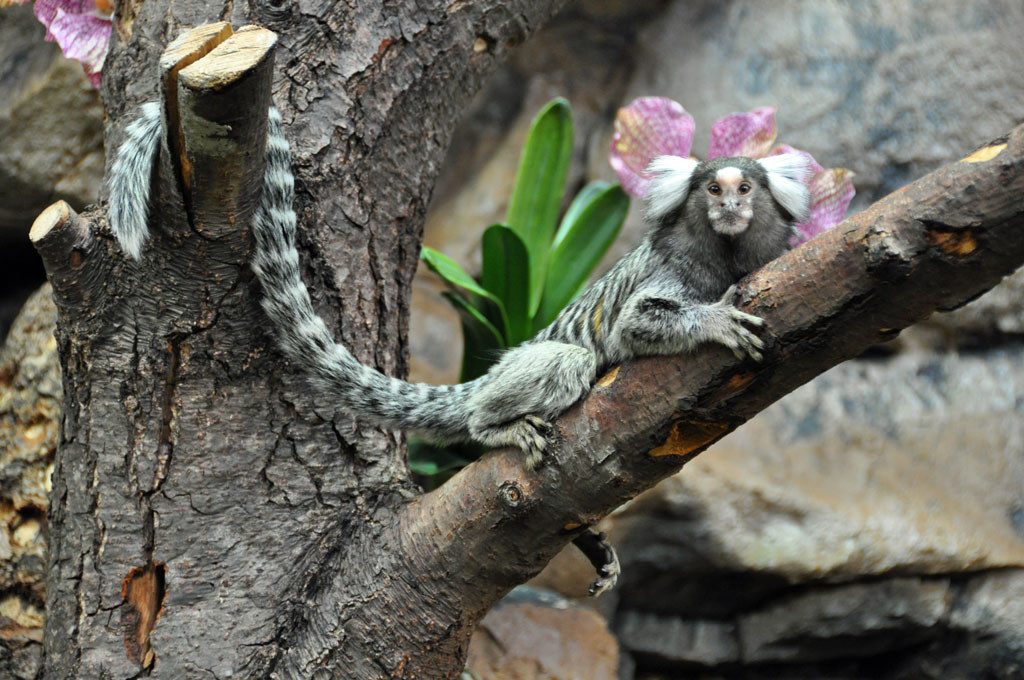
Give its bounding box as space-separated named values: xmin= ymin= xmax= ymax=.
xmin=399 ymin=125 xmax=1024 ymax=615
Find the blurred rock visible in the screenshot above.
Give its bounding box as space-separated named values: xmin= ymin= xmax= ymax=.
xmin=466 ymin=586 xmax=621 ymax=680
xmin=0 ymin=6 xmax=104 ymax=237
xmin=948 ymin=568 xmax=1024 ymax=638
xmin=616 ymin=610 xmax=738 ymax=667
xmin=738 ymin=578 xmax=951 ymax=663
xmin=0 ymin=284 xmax=59 ymax=680
xmin=0 ymin=5 xmax=104 ymax=339
xmin=607 ymin=347 xmax=1024 ymax=678
xmin=612 ymin=348 xmax=1024 ymax=609
xmin=895 ymin=268 xmax=1024 ymax=351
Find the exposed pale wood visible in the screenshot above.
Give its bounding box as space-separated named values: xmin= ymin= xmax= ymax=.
xmin=159 ymin=21 xmax=234 ymax=189
xmin=28 ymin=200 xmax=74 ymax=243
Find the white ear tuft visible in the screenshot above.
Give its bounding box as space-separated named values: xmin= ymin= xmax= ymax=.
xmin=757 ymin=152 xmax=811 ymax=223
xmin=645 ymin=155 xmax=700 ymax=223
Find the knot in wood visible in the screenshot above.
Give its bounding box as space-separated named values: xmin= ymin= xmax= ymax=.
xmin=864 ymin=225 xmax=914 ymax=282
xmin=497 ymin=481 xmax=523 ymax=508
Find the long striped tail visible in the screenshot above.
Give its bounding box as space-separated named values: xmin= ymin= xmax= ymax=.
xmin=250 ymin=108 xmax=474 ymax=441
xmin=108 ymin=102 xmax=162 ymax=261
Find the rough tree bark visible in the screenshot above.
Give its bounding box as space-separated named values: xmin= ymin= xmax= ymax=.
xmin=30 ymin=2 xmax=1024 ymax=680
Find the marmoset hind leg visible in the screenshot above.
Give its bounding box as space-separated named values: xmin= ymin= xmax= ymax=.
xmin=614 ymin=284 xmax=765 ymax=361
xmin=467 ymin=341 xmax=598 ymax=468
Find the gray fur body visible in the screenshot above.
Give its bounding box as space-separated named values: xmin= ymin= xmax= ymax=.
xmin=108 ymin=105 xmax=810 ymax=469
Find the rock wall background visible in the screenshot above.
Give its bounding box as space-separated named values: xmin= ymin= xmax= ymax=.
xmin=2 ymin=0 xmax=1024 ymax=678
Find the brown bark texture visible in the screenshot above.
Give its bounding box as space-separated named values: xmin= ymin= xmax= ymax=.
xmin=31 ymin=2 xmax=1024 ymax=680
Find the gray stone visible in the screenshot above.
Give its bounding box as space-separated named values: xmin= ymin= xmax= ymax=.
xmin=466 ymin=585 xmax=622 ymax=680
xmin=896 ymin=267 xmax=1024 ymax=351
xmin=616 ymin=609 xmax=738 ymax=666
xmin=738 ymin=578 xmax=951 ymax=663
xmin=948 ymin=568 xmax=1024 ymax=640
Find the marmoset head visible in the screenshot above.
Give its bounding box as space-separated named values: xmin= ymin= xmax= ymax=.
xmin=644 ymin=153 xmax=811 ymax=238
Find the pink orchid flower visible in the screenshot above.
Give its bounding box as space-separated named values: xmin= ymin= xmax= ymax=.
xmin=34 ymin=0 xmax=113 ymax=88
xmin=610 ymin=98 xmax=854 ymax=245
xmin=610 ymin=96 xmax=695 ymax=197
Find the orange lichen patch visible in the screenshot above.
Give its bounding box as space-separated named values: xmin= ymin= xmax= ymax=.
xmin=121 ymin=563 xmax=168 ymax=670
xmin=649 ymin=420 xmax=729 ymax=458
xmin=706 ymin=372 xmax=756 ymax=407
xmin=962 ymin=143 xmax=1007 ymax=164
xmin=596 ymin=366 xmax=620 ymax=388
xmin=563 ymin=522 xmax=582 ymax=532
xmin=927 ymin=229 xmax=978 ymax=256
xmin=375 ymin=37 xmax=396 ymax=60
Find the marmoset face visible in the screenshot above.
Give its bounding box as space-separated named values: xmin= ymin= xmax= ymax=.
xmin=704 ymin=165 xmax=758 ymax=236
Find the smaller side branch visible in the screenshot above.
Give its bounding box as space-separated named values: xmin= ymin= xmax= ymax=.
xmin=30 ymin=201 xmax=108 ymax=314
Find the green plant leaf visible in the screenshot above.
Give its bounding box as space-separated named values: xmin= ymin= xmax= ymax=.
xmin=443 ymin=291 xmax=505 ymax=382
xmin=505 ymin=98 xmax=574 ymax=318
xmin=408 ymin=439 xmax=473 ymax=476
xmin=408 ymin=438 xmax=475 ymax=490
xmin=552 ymin=180 xmax=611 ymax=248
xmin=421 ymin=246 xmax=497 ymax=304
xmin=534 ymin=184 xmax=629 ymax=331
xmin=481 ymin=224 xmax=531 ymax=346
xmin=421 ymin=246 xmax=511 ymax=339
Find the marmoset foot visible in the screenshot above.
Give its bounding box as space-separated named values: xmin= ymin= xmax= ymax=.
xmin=572 ymin=528 xmax=621 ymax=596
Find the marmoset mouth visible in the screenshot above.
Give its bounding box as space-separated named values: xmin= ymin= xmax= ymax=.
xmin=711 ymin=213 xmax=751 ymax=236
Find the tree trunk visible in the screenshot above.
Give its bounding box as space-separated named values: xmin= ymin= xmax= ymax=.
xmin=38 ymin=2 xmax=567 ymax=678
xmin=32 ymin=2 xmax=1024 ymax=680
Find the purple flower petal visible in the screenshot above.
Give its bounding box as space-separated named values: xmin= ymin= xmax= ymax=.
xmin=766 ymin=145 xmax=854 ymax=245
xmin=610 ymin=97 xmax=695 ymax=197
xmin=708 ymin=106 xmax=777 ymax=159
xmin=51 ymin=8 xmax=110 ymax=67
xmin=35 ymin=0 xmax=91 ymax=39
xmin=793 ymin=167 xmax=856 ymax=245
xmin=34 ymin=0 xmax=111 ymax=89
